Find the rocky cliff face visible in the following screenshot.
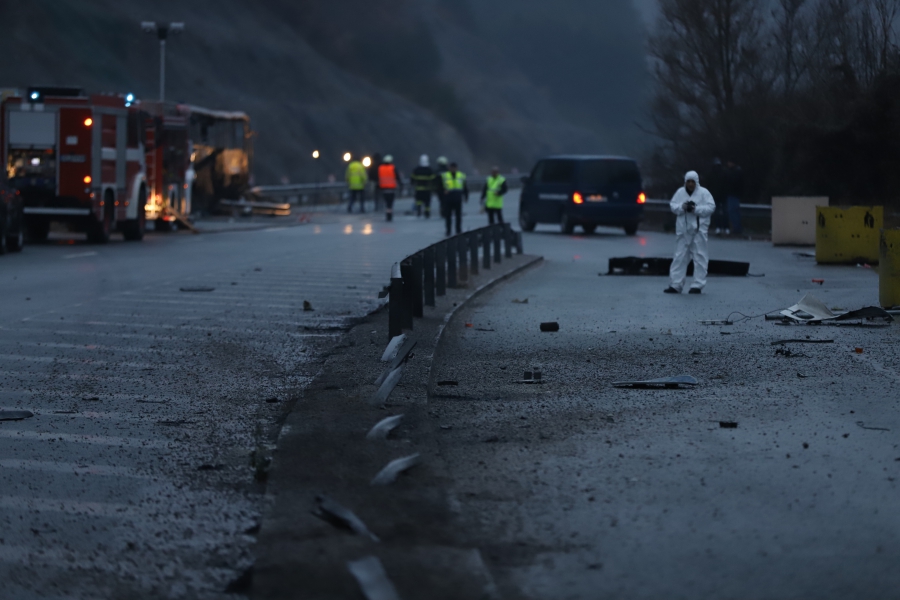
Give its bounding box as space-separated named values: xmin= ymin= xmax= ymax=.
xmin=0 ymin=0 xmax=648 ymax=183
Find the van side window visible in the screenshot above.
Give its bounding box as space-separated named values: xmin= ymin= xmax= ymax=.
xmin=541 ymin=160 xmax=576 ymax=184
xmin=531 ymin=161 xmax=545 ymax=183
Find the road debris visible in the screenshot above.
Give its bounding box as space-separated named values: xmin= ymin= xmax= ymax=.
xmin=775 ymin=348 xmax=807 ymax=358
xmin=265 ymin=397 xmax=280 ymax=403
xmin=770 ymin=339 xmax=834 ymax=345
xmin=81 ymin=396 xmax=100 ymax=402
xmin=0 ymin=410 xmax=34 ymax=421
xmin=436 ymin=380 xmax=458 ymax=386
xmin=179 ymin=286 xmax=215 ymax=292
xmin=371 ymin=453 xmax=421 ymax=486
xmin=366 ymin=415 xmax=404 ymax=440
xmin=778 ymin=293 xmax=893 ymax=324
xmin=347 ymin=556 xmax=400 ymax=600
xmin=719 ymin=421 xmax=738 ymax=428
xmin=475 ymin=328 xmax=495 ymax=332
xmin=613 ymin=375 xmax=698 ymax=389
xmin=370 ymin=366 xmax=404 ymax=406
xmin=381 ymin=334 xmax=407 ymax=362
xmin=540 ymin=322 xmax=560 ymax=332
xmin=197 ymin=464 xmax=225 ymax=471
xmin=303 ymin=300 xmax=314 ymax=311
xmin=608 ymin=257 xmax=750 ymax=276
xmin=855 ymin=347 xmax=864 ymax=354
xmin=375 ymin=339 xmax=416 ymax=386
xmin=812 ymin=279 xmax=824 ymax=285
xmin=517 ymin=370 xmax=544 ymax=384
xmin=797 ymin=372 xmax=809 ymax=378
xmin=313 ymin=495 xmax=380 ymax=542
xmin=512 ymin=298 xmax=529 ymax=304
xmin=700 ymin=319 xmax=733 ymax=325
xmin=856 ymin=421 xmax=890 ymax=431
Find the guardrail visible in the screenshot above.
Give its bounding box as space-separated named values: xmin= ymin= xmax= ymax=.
xmin=385 ymin=223 xmax=523 ymax=339
xmin=644 ymin=198 xmax=772 ymax=211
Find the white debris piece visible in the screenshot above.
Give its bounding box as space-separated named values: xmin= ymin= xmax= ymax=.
xmin=366 ymin=415 xmax=404 ymax=441
xmin=371 ymin=453 xmax=421 ymax=486
xmin=381 ymin=334 xmax=407 ymax=362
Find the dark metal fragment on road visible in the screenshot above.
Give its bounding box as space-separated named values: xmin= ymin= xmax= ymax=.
xmin=303 ymin=300 xmax=314 ymax=311
xmin=856 ymin=421 xmax=890 ymax=432
xmin=197 ymin=464 xmax=225 ymax=471
xmin=779 ymin=294 xmax=894 ymax=324
xmin=475 ymin=328 xmax=495 ymax=332
xmin=540 ymin=322 xmax=560 ymax=332
xmin=265 ymin=397 xmax=279 ymax=403
xmin=81 ymin=396 xmax=100 ymax=402
xmin=0 ymin=410 xmax=34 ymax=421
xmin=613 ymin=375 xmax=698 ymax=389
xmin=371 ymin=453 xmax=421 ymax=486
xmin=179 ymin=286 xmax=215 ymax=292
xmin=347 ymin=555 xmax=400 ymax=600
xmin=437 ymin=380 xmax=458 ymax=386
xmin=771 ymin=339 xmax=834 ymax=345
xmin=512 ymin=298 xmax=529 ymax=304
xmin=719 ymin=421 xmax=738 ymax=429
xmin=313 ymin=495 xmax=380 ymax=542
xmin=366 ymin=414 xmax=404 ymax=440
xmin=775 ymin=348 xmax=807 ymax=358
xmin=157 ymin=420 xmax=192 ymax=426
xmin=608 ymin=257 xmax=750 ymax=276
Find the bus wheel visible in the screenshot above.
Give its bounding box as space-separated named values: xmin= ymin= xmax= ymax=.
xmin=123 ymin=187 xmax=146 ymax=241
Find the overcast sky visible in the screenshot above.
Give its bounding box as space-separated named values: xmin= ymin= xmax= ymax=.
xmin=633 ymin=0 xmax=657 ymax=26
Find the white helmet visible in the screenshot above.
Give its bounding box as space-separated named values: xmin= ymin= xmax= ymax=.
xmin=384 ymin=155 xmax=394 ymax=164
xmin=419 ymin=154 xmax=430 ymax=167
xmin=436 ymin=156 xmax=448 ymax=165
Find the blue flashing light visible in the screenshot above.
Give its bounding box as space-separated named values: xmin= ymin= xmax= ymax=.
xmin=29 ymin=91 xmax=40 ymax=101
xmin=125 ymin=93 xmax=135 ymax=102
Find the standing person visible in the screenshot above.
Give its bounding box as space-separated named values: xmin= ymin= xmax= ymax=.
xmin=724 ymin=159 xmax=744 ymax=235
xmin=345 ymin=155 xmax=368 ymax=213
xmin=480 ymin=166 xmax=507 ymax=224
xmin=435 ymin=156 xmax=449 ymax=219
xmin=369 ymin=153 xmax=383 ymax=211
xmin=378 ymin=155 xmax=401 ymax=222
xmin=440 ymin=161 xmax=468 ymax=236
xmin=411 ymin=154 xmax=436 ymax=218
xmin=707 ymin=158 xmax=729 ymax=235
xmin=664 ymin=171 xmax=716 ymax=295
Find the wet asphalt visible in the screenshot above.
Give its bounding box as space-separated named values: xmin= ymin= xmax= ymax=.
xmin=429 ymin=225 xmax=900 ymax=599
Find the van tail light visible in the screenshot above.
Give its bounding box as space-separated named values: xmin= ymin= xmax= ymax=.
xmin=573 ymin=192 xmax=584 ymax=205
xmin=637 ymin=192 xmax=647 ymax=204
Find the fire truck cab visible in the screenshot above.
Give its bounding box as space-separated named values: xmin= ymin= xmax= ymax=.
xmin=1 ymin=87 xmax=147 ymax=243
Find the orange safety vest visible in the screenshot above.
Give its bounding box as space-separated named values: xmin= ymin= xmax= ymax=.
xmin=378 ymin=164 xmax=399 ymax=189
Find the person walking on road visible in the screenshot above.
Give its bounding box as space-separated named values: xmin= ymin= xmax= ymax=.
xmin=411 ymin=155 xmax=437 ymax=218
xmin=481 ymin=166 xmax=507 ymax=224
xmin=378 ymin=155 xmax=401 ymax=222
xmin=664 ymin=170 xmax=716 ymax=295
xmin=440 ymin=161 xmax=468 ymax=236
xmin=345 ymin=156 xmax=368 ymax=213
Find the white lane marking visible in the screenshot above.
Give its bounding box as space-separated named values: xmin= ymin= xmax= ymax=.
xmin=62 ymin=251 xmax=98 ymax=259
xmin=0 ymin=429 xmax=173 ymax=449
xmin=0 ymin=459 xmax=153 ymax=478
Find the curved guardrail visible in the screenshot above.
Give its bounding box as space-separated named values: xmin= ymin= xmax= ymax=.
xmin=385 ymin=223 xmax=523 ymax=339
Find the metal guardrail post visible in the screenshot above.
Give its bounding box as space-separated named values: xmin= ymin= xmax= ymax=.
xmin=482 ymin=229 xmax=491 ymax=270
xmin=399 ymin=260 xmax=414 ymax=331
xmin=388 ymin=263 xmax=404 ymax=339
xmin=458 ymin=235 xmax=468 ymax=283
xmin=516 ymin=230 xmax=523 ymax=254
xmin=503 ymin=223 xmax=513 ymax=258
xmin=447 ymin=237 xmax=458 ymax=288
xmin=469 ymin=231 xmax=479 ymax=275
xmin=436 ymin=242 xmax=447 ymax=296
xmin=411 ymin=253 xmax=424 ymax=318
xmin=424 ymin=247 xmax=436 ymax=307
xmin=493 ymin=224 xmax=502 ymax=263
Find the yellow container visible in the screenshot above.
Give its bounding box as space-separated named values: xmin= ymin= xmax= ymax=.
xmin=880 ymin=229 xmax=900 ymax=308
xmin=815 ymin=206 xmax=883 ymax=264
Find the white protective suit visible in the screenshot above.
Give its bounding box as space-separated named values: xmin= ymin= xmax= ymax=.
xmin=669 ymin=171 xmax=716 ymax=291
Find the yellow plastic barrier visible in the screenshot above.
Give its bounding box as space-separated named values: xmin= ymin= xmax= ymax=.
xmin=880 ymin=229 xmax=900 ymax=308
xmin=815 ymin=206 xmax=883 ymax=264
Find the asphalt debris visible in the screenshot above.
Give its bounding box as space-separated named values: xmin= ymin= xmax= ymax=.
xmin=856 ymin=421 xmax=890 ymax=432
xmin=0 ymin=410 xmax=34 ymax=421
xmin=436 ymin=380 xmax=459 ymax=387
xmin=303 ymin=300 xmax=314 ymax=311
xmin=613 ymin=375 xmax=698 ymax=389
xmin=540 ymin=322 xmax=560 ymax=332
xmin=719 ymin=421 xmax=738 ymax=429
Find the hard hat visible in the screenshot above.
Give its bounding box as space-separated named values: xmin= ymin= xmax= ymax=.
xmin=384 ymin=155 xmax=394 ymax=163
xmin=419 ymin=154 xmax=429 ymax=167
xmin=437 ymin=156 xmax=448 ymax=165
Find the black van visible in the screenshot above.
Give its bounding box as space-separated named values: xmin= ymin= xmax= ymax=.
xmin=518 ymin=155 xmax=645 ymax=235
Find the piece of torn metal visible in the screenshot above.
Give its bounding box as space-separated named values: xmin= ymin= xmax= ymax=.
xmin=613 ymin=375 xmax=698 ymax=389
xmin=370 ymin=366 xmax=404 ymax=406
xmin=700 ymin=319 xmax=733 ymax=325
xmin=436 ymin=380 xmax=458 ymax=386
xmin=540 ymin=322 xmax=560 ymax=332
xmin=0 ymin=410 xmax=34 ymax=421
xmin=371 ymin=453 xmax=421 ymax=486
xmin=512 ymin=298 xmax=529 ymax=304
xmin=347 ymin=556 xmax=401 ymax=600
xmin=180 ymin=286 xmax=215 ymax=292
xmin=366 ymin=415 xmax=404 ymax=440
xmin=719 ymin=421 xmax=738 ymax=428
xmin=313 ymin=495 xmax=380 ymax=542
xmin=770 ymin=339 xmax=834 ymax=345
xmin=381 ymin=334 xmax=407 ymax=362
xmin=374 ymin=339 xmax=417 ymax=386
xmin=608 ymin=257 xmax=750 ymax=276
xmin=779 ymin=294 xmax=894 ymax=324
xmin=303 ymin=300 xmax=314 ymax=311
xmin=856 ymin=421 xmax=890 ymax=432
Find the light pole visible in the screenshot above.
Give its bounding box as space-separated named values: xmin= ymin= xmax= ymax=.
xmin=141 ymin=21 xmax=184 ymax=102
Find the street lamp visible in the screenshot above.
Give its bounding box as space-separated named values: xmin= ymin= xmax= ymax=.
xmin=141 ymin=21 xmax=184 ymax=102
xmin=362 ymin=156 xmax=372 ymax=168
xmin=343 ymin=152 xmax=352 ymax=162
xmin=312 ymin=150 xmax=320 ymax=159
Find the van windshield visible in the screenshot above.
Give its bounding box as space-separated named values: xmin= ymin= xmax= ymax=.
xmin=579 ymin=160 xmax=641 ymax=189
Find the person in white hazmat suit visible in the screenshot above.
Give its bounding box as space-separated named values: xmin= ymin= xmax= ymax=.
xmin=664 ymin=171 xmax=716 ymax=294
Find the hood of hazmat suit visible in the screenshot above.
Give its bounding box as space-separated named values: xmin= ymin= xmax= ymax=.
xmin=670 ymin=170 xmax=716 ymax=235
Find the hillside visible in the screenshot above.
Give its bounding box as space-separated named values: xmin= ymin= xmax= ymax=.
xmin=0 ymin=0 xmax=649 ymax=183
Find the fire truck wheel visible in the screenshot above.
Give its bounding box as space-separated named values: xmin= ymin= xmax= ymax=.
xmin=123 ymin=188 xmax=146 ymax=242
xmin=87 ymin=194 xmax=113 ymax=244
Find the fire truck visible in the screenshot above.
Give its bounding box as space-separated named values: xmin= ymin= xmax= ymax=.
xmin=1 ymin=87 xmax=147 ymax=243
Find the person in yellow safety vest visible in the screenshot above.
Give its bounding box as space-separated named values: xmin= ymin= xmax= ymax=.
xmin=378 ymin=155 xmax=402 ymax=222
xmin=440 ymin=162 xmax=468 ymax=236
xmin=345 ymin=156 xmax=369 ymax=213
xmin=480 ymin=166 xmax=508 ymax=225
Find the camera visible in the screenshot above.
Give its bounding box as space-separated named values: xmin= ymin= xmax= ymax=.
xmin=685 ymin=200 xmax=696 ymax=212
